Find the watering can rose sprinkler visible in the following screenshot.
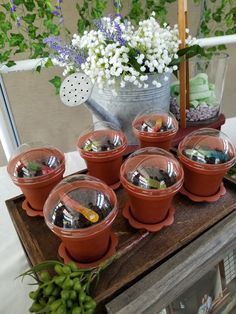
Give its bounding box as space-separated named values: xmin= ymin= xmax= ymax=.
xmin=59 ymin=72 xmax=121 ymax=129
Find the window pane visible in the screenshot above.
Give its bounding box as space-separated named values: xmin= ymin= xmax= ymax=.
xmin=2 ymin=67 xmax=92 ymax=155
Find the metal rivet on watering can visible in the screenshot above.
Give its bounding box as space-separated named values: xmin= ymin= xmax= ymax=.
xmin=59 ymin=73 xmax=121 ymax=129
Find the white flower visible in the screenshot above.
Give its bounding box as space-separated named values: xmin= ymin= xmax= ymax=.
xmin=140 ymin=66 xmax=146 ymax=72
xmin=140 ymin=75 xmax=148 ymax=81
xmin=54 ymin=13 xmax=194 ymax=92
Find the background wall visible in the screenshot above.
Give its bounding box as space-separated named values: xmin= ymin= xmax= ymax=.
xmin=0 ymin=1 xmax=235 ymax=166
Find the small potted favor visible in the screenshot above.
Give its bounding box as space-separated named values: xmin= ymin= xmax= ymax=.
xmin=77 ymin=121 xmax=128 ymax=188
xmin=178 ymin=128 xmax=236 ymax=200
xmin=7 ymin=143 xmax=65 ymax=214
xmin=43 ymin=174 xmax=118 ymax=265
xmin=132 ymin=109 xmax=178 ymax=150
xmin=120 ymin=147 xmax=184 ymax=231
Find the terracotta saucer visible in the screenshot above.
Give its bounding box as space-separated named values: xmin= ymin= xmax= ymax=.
xmin=22 ymin=199 xmax=44 ymax=217
xmin=58 ymin=232 xmax=118 ymax=268
xmin=180 ymin=182 xmax=226 ymax=203
xmin=122 ymin=201 xmax=176 ymax=232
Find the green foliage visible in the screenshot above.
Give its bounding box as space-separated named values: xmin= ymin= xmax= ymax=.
xmin=19 ymin=259 xmax=116 ymax=314
xmin=0 ymin=0 xmax=234 ymax=88
xmin=49 ymin=76 xmax=62 ymax=94
xmin=197 ymin=0 xmax=235 ymax=54
xmin=0 ymin=0 xmax=64 ymax=66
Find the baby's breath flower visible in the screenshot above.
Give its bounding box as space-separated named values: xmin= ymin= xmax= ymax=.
xmin=45 ymin=12 xmax=194 ymax=91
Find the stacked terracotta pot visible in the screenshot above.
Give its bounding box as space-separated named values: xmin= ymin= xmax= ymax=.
xmin=7 ymin=143 xmax=65 ymax=211
xmin=43 ymin=174 xmax=118 ymax=264
xmin=178 ymin=128 xmax=236 ymax=198
xmin=77 ymin=121 xmax=127 ymax=188
xmin=132 ymin=109 xmax=178 ymax=150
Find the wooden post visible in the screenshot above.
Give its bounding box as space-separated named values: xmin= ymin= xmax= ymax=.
xmin=178 ymin=0 xmax=188 ymax=128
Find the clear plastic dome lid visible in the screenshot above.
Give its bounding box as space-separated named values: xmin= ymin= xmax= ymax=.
xmin=44 ymin=174 xmax=117 ymax=231
xmin=178 ymin=128 xmax=236 ymax=165
xmin=133 ymin=109 xmax=178 ymax=134
xmin=78 ymin=121 xmax=127 ymax=153
xmin=8 ymin=143 xmax=64 ymax=180
xmin=121 ymin=147 xmax=183 ymax=190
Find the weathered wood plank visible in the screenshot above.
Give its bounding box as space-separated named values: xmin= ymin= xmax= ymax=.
xmin=106 ymin=209 xmax=236 ymax=314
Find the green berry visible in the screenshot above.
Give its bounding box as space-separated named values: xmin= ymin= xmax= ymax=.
xmin=29 ymin=302 xmax=43 ymax=313
xmin=61 ymin=290 xmax=70 ymax=300
xmin=62 ymin=265 xmax=71 ymax=275
xmin=54 ymin=275 xmax=66 ymax=286
xmin=40 ymin=271 xmax=50 ymax=282
xmin=72 ymin=307 xmax=82 ymax=314
xmin=50 ymin=299 xmax=62 ymax=312
xmin=44 ymin=283 xmax=54 ymax=297
xmin=62 ymin=277 xmax=73 ymax=290
xmin=29 ymin=290 xmax=38 ymax=300
xmin=56 ymin=304 xmax=67 ymax=314
xmin=69 ymin=290 xmax=77 ymax=301
xmin=67 ymin=261 xmax=78 ymax=272
xmin=84 ymin=297 xmax=96 ymax=310
xmin=79 ymin=291 xmax=86 ymax=303
xmin=54 ymin=264 xmax=64 ymax=275
xmin=74 ymin=281 xmax=82 ymax=292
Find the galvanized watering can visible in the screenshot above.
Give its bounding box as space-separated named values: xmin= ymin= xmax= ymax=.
xmin=60 ymin=72 xmax=171 ymax=143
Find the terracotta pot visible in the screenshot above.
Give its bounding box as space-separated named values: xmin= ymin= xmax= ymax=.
xmin=132 ymin=112 xmax=178 ymax=150
xmin=77 ymin=129 xmax=127 ymax=186
xmin=120 ymin=148 xmax=184 ymax=224
xmin=178 ymin=128 xmax=236 ymax=196
xmin=44 ymin=175 xmax=118 ymax=263
xmin=7 ymin=147 xmax=65 ymax=210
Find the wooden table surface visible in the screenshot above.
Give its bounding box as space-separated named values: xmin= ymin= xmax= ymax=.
xmin=6 ymin=178 xmax=236 ymax=313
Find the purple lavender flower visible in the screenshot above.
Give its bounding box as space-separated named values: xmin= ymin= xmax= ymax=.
xmin=94 ymin=19 xmax=116 ymax=42
xmin=52 ymin=10 xmax=60 ymax=16
xmin=43 ymin=36 xmax=86 ymax=67
xmin=114 ymin=20 xmax=126 ymax=45
xmin=94 ymin=18 xmax=126 ymax=46
xmin=10 ymin=5 xmax=16 ymax=13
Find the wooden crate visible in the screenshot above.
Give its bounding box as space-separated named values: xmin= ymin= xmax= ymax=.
xmin=6 ymin=177 xmax=236 ymax=312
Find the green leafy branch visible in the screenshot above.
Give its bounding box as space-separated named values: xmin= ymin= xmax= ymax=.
xmin=0 ymin=0 xmax=65 ymax=66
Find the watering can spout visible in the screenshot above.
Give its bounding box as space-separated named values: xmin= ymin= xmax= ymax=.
xmin=85 ymin=98 xmax=121 ymax=129
xmin=59 ymin=72 xmax=121 ymax=129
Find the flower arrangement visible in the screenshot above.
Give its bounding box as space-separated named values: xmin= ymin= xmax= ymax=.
xmin=44 ymin=13 xmax=196 ymax=94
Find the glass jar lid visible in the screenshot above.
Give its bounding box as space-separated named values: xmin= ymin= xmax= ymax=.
xmin=44 ymin=174 xmax=116 ymax=230
xmin=121 ymin=147 xmax=182 ymax=190
xmin=133 ymin=109 xmax=178 ymax=134
xmin=8 ymin=143 xmax=64 ymax=180
xmin=178 ymin=128 xmax=236 ymax=165
xmin=78 ymin=121 xmax=127 ymax=153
